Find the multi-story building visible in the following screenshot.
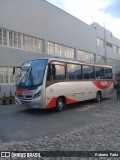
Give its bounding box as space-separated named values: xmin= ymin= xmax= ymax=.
xmin=0 ymin=0 xmax=120 ymax=97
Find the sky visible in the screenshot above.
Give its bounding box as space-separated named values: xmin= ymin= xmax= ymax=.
xmin=47 ymin=0 xmax=120 ymax=39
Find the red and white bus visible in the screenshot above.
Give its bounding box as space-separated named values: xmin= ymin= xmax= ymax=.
xmin=15 ymin=57 xmax=113 ymax=111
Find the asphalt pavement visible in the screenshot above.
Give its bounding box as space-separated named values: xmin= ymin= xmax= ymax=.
xmin=0 ymin=100 xmax=105 ymax=143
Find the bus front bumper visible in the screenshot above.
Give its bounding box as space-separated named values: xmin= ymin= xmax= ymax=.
xmin=15 ymin=96 xmax=44 ymax=109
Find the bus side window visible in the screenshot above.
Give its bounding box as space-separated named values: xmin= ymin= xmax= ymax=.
xmin=105 ymin=68 xmax=112 ymax=79
xmin=95 ymin=67 xmax=104 ymax=79
xmin=47 ymin=64 xmax=56 ymax=81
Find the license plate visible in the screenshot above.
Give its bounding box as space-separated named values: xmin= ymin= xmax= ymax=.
xmin=23 ymin=90 xmax=33 ymax=95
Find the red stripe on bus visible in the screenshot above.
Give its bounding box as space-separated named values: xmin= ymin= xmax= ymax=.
xmin=92 ymin=80 xmax=113 ymax=90
xmin=66 ymin=98 xmax=78 ymax=104
xmin=47 ymin=97 xmax=78 ymax=109
xmin=47 ymin=97 xmax=58 ymax=109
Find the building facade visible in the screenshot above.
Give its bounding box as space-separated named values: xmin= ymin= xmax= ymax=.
xmin=0 ymin=0 xmax=120 ymax=97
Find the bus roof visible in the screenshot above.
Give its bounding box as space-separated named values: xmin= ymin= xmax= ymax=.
xmin=24 ymin=57 xmax=112 ymax=68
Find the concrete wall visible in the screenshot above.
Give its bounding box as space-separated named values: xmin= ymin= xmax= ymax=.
xmin=0 ymin=46 xmax=46 ymax=67
xmin=46 ymin=2 xmax=96 ymax=53
xmin=0 ymin=0 xmax=47 ymax=39
xmin=95 ymin=23 xmax=120 ymax=60
xmin=0 ymin=0 xmax=96 ymax=57
xmin=0 ymin=84 xmax=16 ymax=98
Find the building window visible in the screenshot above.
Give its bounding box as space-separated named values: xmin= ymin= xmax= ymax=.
xmin=48 ymin=42 xmax=74 ymax=59
xmin=4 ymin=68 xmax=9 ymax=83
xmin=29 ymin=37 xmax=33 ymax=51
xmin=0 ymin=29 xmax=2 ymax=45
xmin=13 ymin=32 xmax=18 ymax=48
xmin=0 ymin=68 xmax=3 ymax=83
xmin=106 ymin=42 xmax=112 ymax=48
xmin=34 ymin=38 xmax=43 ymax=52
xmin=97 ymin=38 xmax=105 ymax=47
xmin=36 ymin=39 xmax=43 ymax=53
xmin=98 ymin=55 xmax=106 ymax=65
xmin=27 ymin=36 xmax=31 ymax=50
xmin=18 ymin=33 xmax=21 ymax=48
xmin=106 ymin=58 xmax=113 ymax=66
xmin=27 ymin=36 xmax=35 ymax=51
xmin=3 ymin=30 xmax=7 ymax=46
xmin=48 ymin=42 xmax=55 ymax=55
xmin=9 ymin=31 xmax=13 ymax=47
xmin=118 ymin=47 xmax=120 ymax=54
xmin=0 ymin=67 xmax=20 ymax=84
xmin=114 ymin=59 xmax=120 ymax=68
xmin=78 ymin=50 xmax=95 ymax=62
xmin=113 ymin=45 xmax=118 ymax=53
xmin=23 ymin=35 xmax=27 ymax=50
xmin=0 ymin=28 xmax=44 ymax=53
xmin=113 ymin=45 xmax=120 ymax=53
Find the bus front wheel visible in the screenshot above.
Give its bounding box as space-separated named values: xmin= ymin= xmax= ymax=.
xmin=56 ymin=97 xmax=65 ymax=112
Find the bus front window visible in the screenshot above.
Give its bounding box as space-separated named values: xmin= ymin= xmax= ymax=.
xmin=16 ymin=59 xmax=47 ymax=87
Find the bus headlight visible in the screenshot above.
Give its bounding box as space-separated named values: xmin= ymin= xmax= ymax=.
xmin=33 ymin=90 xmax=41 ymax=98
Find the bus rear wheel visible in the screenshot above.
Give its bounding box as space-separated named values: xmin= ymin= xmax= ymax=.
xmin=95 ymin=92 xmax=101 ymax=102
xmin=56 ymin=97 xmax=65 ymax=112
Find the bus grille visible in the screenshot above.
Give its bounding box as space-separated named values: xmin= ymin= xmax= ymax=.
xmin=17 ymin=94 xmax=33 ymax=104
xmin=20 ymin=100 xmax=31 ymax=104
xmin=18 ymin=95 xmax=33 ymax=100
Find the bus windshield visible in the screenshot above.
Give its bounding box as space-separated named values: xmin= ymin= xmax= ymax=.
xmin=16 ymin=59 xmax=47 ymax=87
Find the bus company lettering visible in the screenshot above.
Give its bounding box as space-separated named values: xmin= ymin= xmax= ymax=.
xmin=27 ymin=153 xmax=41 ymax=158
xmin=11 ymin=152 xmax=41 ymax=158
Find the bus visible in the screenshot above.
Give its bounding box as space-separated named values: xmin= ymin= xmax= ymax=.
xmin=15 ymin=57 xmax=113 ymax=111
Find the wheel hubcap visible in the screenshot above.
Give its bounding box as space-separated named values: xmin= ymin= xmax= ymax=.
xmin=59 ymin=101 xmax=63 ymax=108
xmin=97 ymin=94 xmax=100 ymax=101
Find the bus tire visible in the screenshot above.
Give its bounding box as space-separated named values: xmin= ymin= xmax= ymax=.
xmin=56 ymin=97 xmax=65 ymax=112
xmin=95 ymin=91 xmax=101 ymax=102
